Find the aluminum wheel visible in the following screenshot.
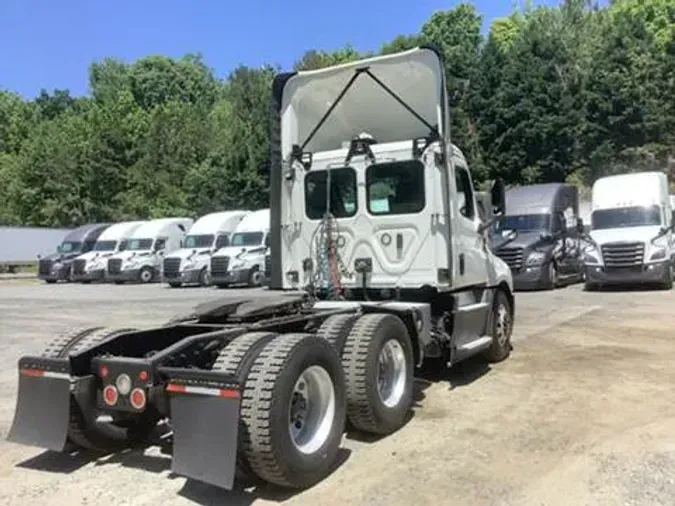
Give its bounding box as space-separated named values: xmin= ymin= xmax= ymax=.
xmin=288 ymin=365 xmax=336 ymax=455
xmin=376 ymin=339 xmax=407 ymax=408
xmin=140 ymin=268 xmax=153 ymax=283
xmin=495 ymin=302 xmax=511 ymax=347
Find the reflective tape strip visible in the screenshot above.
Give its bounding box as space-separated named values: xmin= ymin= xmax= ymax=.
xmin=20 ymin=369 xmax=70 ymax=380
xmin=166 ymin=383 xmax=240 ymax=399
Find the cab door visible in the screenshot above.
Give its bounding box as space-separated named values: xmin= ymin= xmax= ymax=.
xmin=452 ymin=157 xmax=489 ymax=289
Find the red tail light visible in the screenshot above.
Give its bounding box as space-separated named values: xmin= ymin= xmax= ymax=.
xmin=130 ymin=388 xmax=146 ymax=410
xmin=103 ymin=385 xmax=118 ymax=406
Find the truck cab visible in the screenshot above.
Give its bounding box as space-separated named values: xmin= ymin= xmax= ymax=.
xmin=106 ymin=217 xmax=194 ymax=284
xmin=37 ymin=223 xmax=110 ymax=283
xmin=210 ymin=209 xmax=270 ymax=288
xmin=492 ymin=183 xmax=585 ymax=290
xmin=584 ymin=171 xmax=674 ymax=290
xmin=71 ymin=221 xmax=146 ymax=283
xmin=162 ymin=211 xmax=249 ymax=287
xmin=5 ymin=47 xmax=517 ymax=494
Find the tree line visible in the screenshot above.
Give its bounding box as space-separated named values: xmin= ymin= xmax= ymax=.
xmin=0 ymin=0 xmax=673 ymax=227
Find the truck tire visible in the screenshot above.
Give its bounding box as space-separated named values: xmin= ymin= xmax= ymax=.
xmin=482 ymin=290 xmax=513 ymax=363
xmin=211 ymin=331 xmax=279 ymax=481
xmin=660 ymin=263 xmax=673 ymax=290
xmin=341 ymin=313 xmax=414 ymax=436
xmin=139 ymin=266 xmax=154 ymax=284
xmin=248 ymin=268 xmax=264 ymax=287
xmin=43 ymin=326 xmax=159 ymax=451
xmin=199 ymin=267 xmax=212 ymax=287
xmin=316 ymin=314 xmax=360 ymax=354
xmin=241 ymin=333 xmax=346 ymax=489
xmin=545 ymin=262 xmax=558 ymax=290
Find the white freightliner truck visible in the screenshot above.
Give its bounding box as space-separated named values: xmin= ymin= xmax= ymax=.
xmin=71 ymin=221 xmax=147 ymax=283
xmin=584 ymin=171 xmax=675 ymax=290
xmin=162 ymin=211 xmax=249 ymax=287
xmin=106 ymin=217 xmax=194 ymax=284
xmin=7 ymin=47 xmax=515 ymax=494
xmin=210 ymin=209 xmax=270 ymax=288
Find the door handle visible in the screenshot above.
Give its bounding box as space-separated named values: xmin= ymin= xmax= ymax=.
xmin=459 ymin=253 xmax=465 ymax=275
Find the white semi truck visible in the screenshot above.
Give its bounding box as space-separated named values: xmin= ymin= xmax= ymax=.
xmin=8 ymin=47 xmax=515 ymax=494
xmin=71 ymin=221 xmax=146 ymax=283
xmin=162 ymin=211 xmax=249 ymax=287
xmin=584 ymin=171 xmax=674 ymax=290
xmin=210 ymin=208 xmax=270 ymax=288
xmin=106 ymin=217 xmax=194 ymax=284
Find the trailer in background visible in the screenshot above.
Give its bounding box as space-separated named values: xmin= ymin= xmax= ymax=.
xmin=0 ymin=226 xmax=73 ymax=273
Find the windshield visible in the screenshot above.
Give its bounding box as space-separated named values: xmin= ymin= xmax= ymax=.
xmin=93 ymin=240 xmax=117 ymax=252
xmin=126 ymin=238 xmax=153 ymax=251
xmin=184 ymin=234 xmax=214 ymax=249
xmin=493 ymin=214 xmax=551 ymax=234
xmin=591 ymin=205 xmax=662 ymax=230
xmin=231 ymin=232 xmax=264 ymax=247
xmin=58 ymin=241 xmax=82 ymax=253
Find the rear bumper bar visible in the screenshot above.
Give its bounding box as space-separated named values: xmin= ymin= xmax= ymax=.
xmin=7 ymin=355 xmax=242 ymax=491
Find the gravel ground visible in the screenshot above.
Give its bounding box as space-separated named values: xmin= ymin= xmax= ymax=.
xmin=1 ymin=279 xmax=674 ymax=505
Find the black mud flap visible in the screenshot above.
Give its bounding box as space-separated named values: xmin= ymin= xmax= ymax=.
xmin=7 ymin=357 xmax=72 ymax=452
xmin=162 ymin=367 xmax=242 ymax=490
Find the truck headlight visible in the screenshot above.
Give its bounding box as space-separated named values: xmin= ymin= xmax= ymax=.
xmin=526 ymin=252 xmax=545 ymax=267
xmin=650 ymin=247 xmax=666 ymax=261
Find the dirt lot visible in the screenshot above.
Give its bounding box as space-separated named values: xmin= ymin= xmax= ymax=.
xmin=1 ymin=280 xmax=674 ymax=506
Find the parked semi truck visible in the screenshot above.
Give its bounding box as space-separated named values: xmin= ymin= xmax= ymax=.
xmin=106 ymin=217 xmax=194 ymax=284
xmin=210 ymin=209 xmax=270 ymax=288
xmin=71 ymin=221 xmax=146 ymax=283
xmin=7 ymin=47 xmax=515 ymax=493
xmin=37 ymin=223 xmax=110 ymax=283
xmin=162 ymin=211 xmax=249 ymax=287
xmin=492 ymin=183 xmax=585 ymax=290
xmin=584 ymin=171 xmax=674 ymax=290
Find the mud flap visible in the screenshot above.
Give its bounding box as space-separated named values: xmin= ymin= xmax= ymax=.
xmin=7 ymin=357 xmax=72 ymax=452
xmin=163 ymin=368 xmax=242 ymax=490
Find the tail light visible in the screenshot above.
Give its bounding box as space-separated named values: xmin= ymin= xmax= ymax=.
xmin=130 ymin=388 xmax=146 ymax=410
xmin=103 ymin=385 xmax=118 ymax=406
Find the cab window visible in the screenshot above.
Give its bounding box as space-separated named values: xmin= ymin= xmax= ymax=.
xmin=366 ymin=160 xmax=425 ymax=215
xmin=305 ymin=167 xmax=357 ymax=220
xmin=215 ymin=235 xmax=229 ymax=249
xmin=454 ymin=164 xmax=475 ymax=219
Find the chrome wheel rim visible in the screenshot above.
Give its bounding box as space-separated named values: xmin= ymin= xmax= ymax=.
xmin=140 ymin=269 xmax=152 ymax=282
xmin=377 ymin=339 xmax=407 ymax=408
xmin=496 ymin=303 xmax=511 ymax=347
xmin=288 ymin=365 xmax=335 ymax=455
xmin=201 ymin=269 xmax=211 ymax=286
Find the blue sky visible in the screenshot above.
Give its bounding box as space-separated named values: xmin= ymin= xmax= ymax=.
xmin=1 ymin=0 xmax=560 ymax=99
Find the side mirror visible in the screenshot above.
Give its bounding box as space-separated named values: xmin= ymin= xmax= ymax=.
xmin=491 ymin=179 xmax=506 ymax=215
xmin=576 ymin=217 xmax=584 ymax=234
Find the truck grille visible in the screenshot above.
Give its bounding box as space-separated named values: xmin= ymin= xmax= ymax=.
xmin=211 ymin=256 xmax=230 ymax=276
xmin=601 ymin=242 xmax=645 ymax=269
xmin=38 ymin=259 xmax=53 ymax=275
xmin=264 ymin=254 xmax=271 ymax=278
xmin=108 ymin=258 xmax=122 ymax=275
xmin=163 ymin=258 xmax=181 ymax=278
xmin=72 ymin=259 xmax=86 ymax=275
xmin=495 ymin=247 xmax=524 ymax=270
